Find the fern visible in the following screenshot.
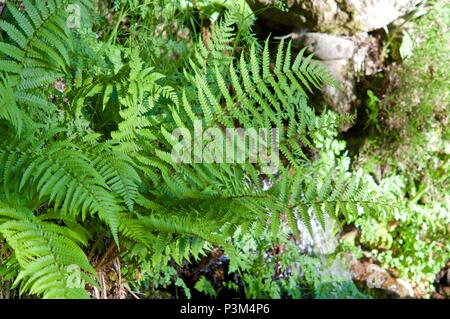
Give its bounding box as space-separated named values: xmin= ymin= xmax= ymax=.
xmin=0 ymin=75 xmax=27 ymax=135
xmin=135 ymin=34 xmax=341 ymax=239
xmin=0 ymin=4 xmax=394 ymax=299
xmin=0 ymin=128 xmax=144 ymax=243
xmin=0 ymin=203 xmax=96 ymax=298
xmin=0 ymin=1 xmax=91 ymax=113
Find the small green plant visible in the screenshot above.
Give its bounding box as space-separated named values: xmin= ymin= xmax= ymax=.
xmin=194 ymin=276 xmax=217 ymax=298
xmin=364 ymin=90 xmax=381 ymax=132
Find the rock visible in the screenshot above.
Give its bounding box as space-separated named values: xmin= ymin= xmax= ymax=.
xmin=249 ymin=1 xmax=420 ymax=131
xmin=350 ymin=258 xmax=416 ymax=298
xmin=340 ymin=229 xmax=359 ymax=245
xmin=249 ymin=0 xmax=421 ymax=34
xmin=250 ymin=1 xmax=409 ymax=131
xmin=294 ymin=31 xmax=382 ymax=73
xmin=365 ymin=264 xmax=391 ymax=289
xmin=321 ymin=59 xmax=356 ymax=130
xmin=297 ymin=33 xmax=356 ymax=60
xmin=393 ymin=278 xmax=415 ymax=298
xmin=290 ymin=32 xmax=384 ymax=129
xmin=293 ymin=34 xmax=356 ymax=129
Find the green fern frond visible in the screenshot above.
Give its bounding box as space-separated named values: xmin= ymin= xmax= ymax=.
xmin=0 ymin=130 xmax=131 ymax=244
xmin=0 ymin=203 xmax=96 ymax=299
xmin=0 ymin=75 xmax=26 ymax=135
xmin=0 ymin=0 xmax=92 ymax=78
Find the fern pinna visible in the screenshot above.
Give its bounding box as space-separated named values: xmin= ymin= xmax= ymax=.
xmin=0 ymin=2 xmax=388 ymax=298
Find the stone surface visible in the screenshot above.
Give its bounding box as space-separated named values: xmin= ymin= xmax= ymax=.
xmin=297 ymin=33 xmax=356 ymax=60
xmin=249 ymin=0 xmax=421 ymax=34
xmin=321 ymin=59 xmax=356 ymax=128
xmin=350 ymin=259 xmax=416 ymax=298
xmin=250 ymin=0 xmax=419 ymax=130
xmin=290 ymin=31 xmax=384 ymax=128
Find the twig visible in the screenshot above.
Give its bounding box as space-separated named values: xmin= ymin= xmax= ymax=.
xmin=100 ymin=272 xmax=107 ymax=299
xmin=92 ymin=286 xmax=100 ymax=299
xmin=124 ymin=285 xmax=140 ymax=299
xmin=95 ymin=240 xmax=117 ymax=272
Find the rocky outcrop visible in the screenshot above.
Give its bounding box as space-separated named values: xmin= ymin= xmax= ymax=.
xmin=249 ymin=0 xmax=421 ymax=34
xmin=289 ymin=31 xmax=383 ymax=129
xmin=350 ymin=258 xmax=416 ymax=298
xmin=250 ymin=0 xmax=421 ymax=128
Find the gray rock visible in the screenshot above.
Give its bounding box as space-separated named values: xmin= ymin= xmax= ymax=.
xmin=293 ymin=33 xmax=357 ymax=126
xmin=297 ymin=33 xmax=356 ymax=60
xmin=249 ymin=1 xmax=420 ymax=129
xmin=393 ymin=278 xmax=415 ymax=298
xmin=350 ymin=258 xmax=416 ymax=298
xmin=321 ymin=59 xmax=356 ymax=128
xmin=249 ymin=0 xmax=421 ymax=34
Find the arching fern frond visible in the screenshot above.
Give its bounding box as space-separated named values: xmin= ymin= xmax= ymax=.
xmin=0 ymin=203 xmax=96 ymax=299
xmin=188 ymin=10 xmax=236 ymax=78
xmin=0 ymin=75 xmax=27 ymax=135
xmin=0 ymin=0 xmax=92 ymax=119
xmin=0 ymin=129 xmax=137 ymax=244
